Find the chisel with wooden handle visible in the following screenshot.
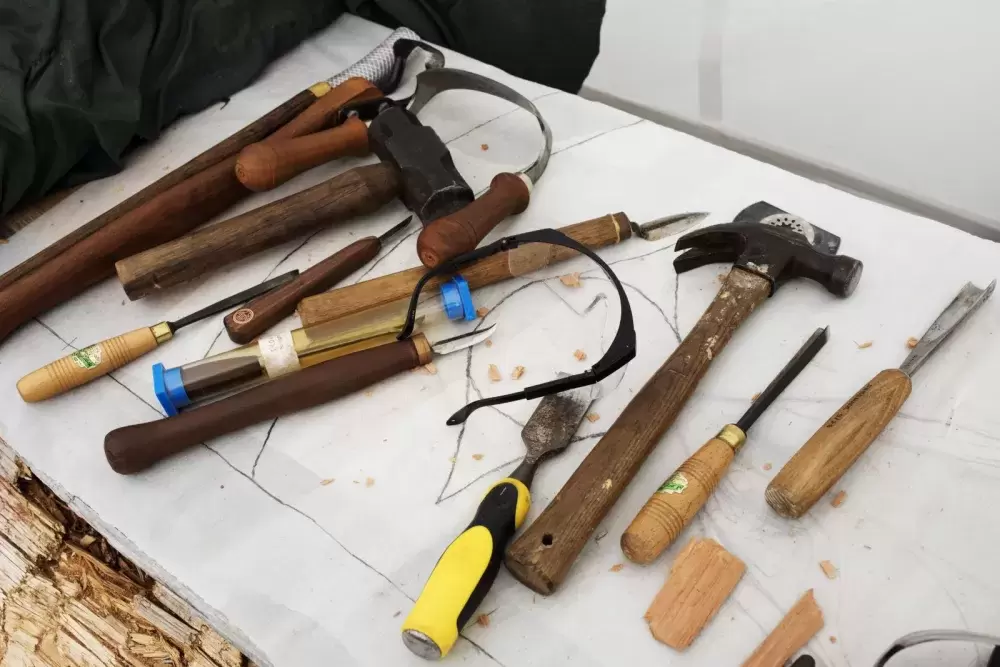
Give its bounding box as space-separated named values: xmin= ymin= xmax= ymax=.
xmin=767 ymin=280 xmax=995 ymax=518
xmin=16 ymin=272 xmax=298 ymax=402
xmin=621 ymin=327 xmax=828 ymax=565
xmin=103 ymin=326 xmax=494 ymax=474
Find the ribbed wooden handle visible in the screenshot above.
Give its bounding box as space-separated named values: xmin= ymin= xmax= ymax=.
xmin=621 ymin=436 xmax=737 ymax=565
xmin=223 ymin=237 xmax=381 ymax=344
xmin=115 ymin=163 xmax=400 ymax=300
xmin=766 ymin=368 xmax=912 ymax=518
xmin=235 ymin=116 xmax=371 ymax=191
xmin=416 ymin=173 xmax=531 ymax=268
xmin=298 ymin=213 xmax=631 ymax=327
xmin=17 ymin=327 xmax=160 ymax=402
xmin=104 ymin=335 xmax=431 ymax=474
xmin=505 ymin=269 xmax=772 ymax=595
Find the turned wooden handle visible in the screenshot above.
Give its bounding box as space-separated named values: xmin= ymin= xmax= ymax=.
xmin=504 ymin=268 xmax=773 ymax=595
xmin=104 ymin=335 xmax=432 ymax=474
xmin=269 ymin=78 xmax=380 ymax=141
xmin=115 ymin=163 xmax=400 ymax=300
xmin=766 ymin=368 xmax=911 ymax=518
xmin=223 ymin=237 xmax=381 ymax=344
xmin=621 ymin=435 xmax=739 ymax=565
xmin=416 ymin=173 xmax=532 ymax=268
xmin=235 ymin=116 xmax=372 ymax=191
xmin=298 ymin=212 xmax=632 ymax=327
xmin=18 ymin=327 xmax=161 ymax=402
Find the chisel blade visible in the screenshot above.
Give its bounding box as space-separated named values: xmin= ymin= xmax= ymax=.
xmin=521 ymin=384 xmax=595 ymax=465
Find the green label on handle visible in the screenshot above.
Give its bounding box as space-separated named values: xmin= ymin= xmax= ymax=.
xmin=657 ymin=472 xmax=688 ymax=495
xmin=70 ymin=345 xmax=102 ymax=369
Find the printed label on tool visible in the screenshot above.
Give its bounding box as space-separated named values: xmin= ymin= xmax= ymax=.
xmin=231 ymin=308 xmax=255 ymax=325
xmin=70 ymin=345 xmax=102 ymax=370
xmin=657 ymin=472 xmax=688 ymax=495
xmin=258 ymin=331 xmax=300 ymax=378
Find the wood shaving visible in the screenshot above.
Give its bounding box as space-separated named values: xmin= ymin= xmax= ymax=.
xmin=320 ymin=478 xmax=335 ymax=486
xmin=718 ymin=272 xmax=728 ymax=283
xmin=752 ymin=392 xmax=761 ymax=401
xmin=480 ymin=143 xmax=489 ymax=152
xmin=831 ymin=490 xmax=847 ymax=508
xmin=364 ymin=390 xmax=374 ymax=397
xmin=488 ymin=364 xmax=502 ymax=382
xmin=485 ymin=339 xmax=493 ymax=348
xmin=79 ymin=534 xmax=97 ymax=547
xmin=906 ymin=336 xmax=918 ymax=349
xmin=830 ymin=636 xmax=838 ymax=644
xmin=819 ymin=560 xmax=838 ymax=579
xmin=511 ymin=365 xmax=525 ymax=380
xmin=586 ymin=412 xmax=600 ymax=422
xmin=448 ymin=457 xmax=456 ymax=464
xmin=476 ymin=306 xmax=490 ymax=318
xmin=762 ymin=463 xmax=772 ymax=471
xmin=857 ymin=340 xmax=873 ymax=349
xmin=422 ymin=362 xmax=437 ymax=375
xmin=609 ymin=563 xmax=624 ymax=573
xmin=559 ymin=272 xmax=582 ymax=288
xmin=472 ymin=454 xmax=484 ymax=461
xmin=365 ymin=477 xmax=375 ymax=488
xmin=476 ymin=613 xmax=490 ymax=627
xmin=573 ymin=349 xmax=587 ymax=361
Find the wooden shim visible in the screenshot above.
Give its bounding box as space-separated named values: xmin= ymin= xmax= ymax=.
xmin=741 ymin=590 xmax=824 ymax=667
xmin=644 ymin=537 xmax=746 ymax=649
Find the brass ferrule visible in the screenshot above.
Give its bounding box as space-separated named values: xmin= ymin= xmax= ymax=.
xmin=151 ymin=322 xmax=174 ymax=344
xmin=716 ymin=424 xmax=747 ymax=452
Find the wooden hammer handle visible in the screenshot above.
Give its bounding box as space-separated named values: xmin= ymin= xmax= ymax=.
xmin=504 ymin=268 xmax=772 ymax=595
xmin=416 ymin=173 xmax=531 ymax=268
xmin=115 ymin=163 xmax=400 ymax=300
xmin=223 ymin=236 xmax=382 ymax=344
xmin=297 ymin=213 xmax=632 ymax=327
xmin=104 ymin=335 xmax=432 ymax=474
xmin=235 ymin=116 xmax=372 ymax=192
xmin=766 ymin=368 xmax=911 ymax=518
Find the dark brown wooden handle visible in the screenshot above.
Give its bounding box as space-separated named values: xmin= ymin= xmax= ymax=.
xmin=504 ymin=268 xmax=773 ymax=595
xmin=104 ymin=335 xmax=431 ymax=474
xmin=223 ymin=236 xmax=381 ymax=344
xmin=115 ymin=163 xmax=401 ymax=300
xmin=766 ymin=368 xmax=912 ymax=518
xmin=235 ymin=117 xmax=372 ymax=192
xmin=298 ymin=212 xmax=632 ymax=327
xmin=0 ymin=88 xmax=319 ymax=292
xmin=268 ymin=78 xmax=381 ymax=141
xmin=416 ymin=173 xmax=531 ymax=268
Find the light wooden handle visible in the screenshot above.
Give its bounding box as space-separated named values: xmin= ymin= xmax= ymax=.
xmin=621 ymin=431 xmax=741 ymax=564
xmin=235 ymin=116 xmax=371 ymax=191
xmin=766 ymin=368 xmax=912 ymax=518
xmin=17 ymin=327 xmax=161 ymax=402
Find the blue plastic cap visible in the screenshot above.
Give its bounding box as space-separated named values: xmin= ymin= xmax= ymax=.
xmin=439 ymin=275 xmax=477 ymax=321
xmin=153 ymin=363 xmax=190 ymax=417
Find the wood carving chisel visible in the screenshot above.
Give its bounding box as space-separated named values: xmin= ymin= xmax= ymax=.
xmin=222 ymin=216 xmax=413 ymax=344
xmin=767 ymin=279 xmax=995 ymax=518
xmin=16 ymin=271 xmax=298 ymax=402
xmin=104 ymin=326 xmax=496 ymax=474
xmin=402 ymin=382 xmax=596 ymax=660
xmin=621 ymin=327 xmax=829 ymax=564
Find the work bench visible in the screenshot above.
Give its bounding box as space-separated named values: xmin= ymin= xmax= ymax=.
xmin=2 ymin=15 xmax=999 ymax=667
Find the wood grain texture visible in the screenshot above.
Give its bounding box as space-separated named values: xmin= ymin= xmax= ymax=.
xmin=104 ymin=335 xmax=428 ymax=474
xmin=298 ymin=213 xmax=632 ymax=326
xmin=17 ymin=326 xmax=160 ymax=402
xmin=504 ymin=269 xmax=772 ymax=594
xmin=416 ymin=172 xmax=531 ymax=268
xmin=741 ymin=590 xmax=824 ymax=667
xmin=223 ymin=236 xmax=382 ymax=344
xmin=115 ymin=163 xmax=400 ymax=300
xmin=622 ymin=435 xmax=738 ymax=565
xmin=766 ymin=368 xmax=912 ymax=518
xmin=644 ymin=537 xmax=745 ymax=650
xmin=235 ymin=116 xmax=371 ymax=192
xmin=0 ymin=89 xmax=317 ymax=292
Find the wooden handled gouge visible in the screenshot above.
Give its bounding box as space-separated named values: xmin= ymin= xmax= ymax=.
xmin=767 ymin=280 xmax=995 ymax=518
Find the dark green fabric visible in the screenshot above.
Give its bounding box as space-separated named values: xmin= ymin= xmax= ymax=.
xmin=0 ymin=0 xmax=345 ymax=215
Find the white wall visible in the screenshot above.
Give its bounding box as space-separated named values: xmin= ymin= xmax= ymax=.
xmin=583 ymin=0 xmax=1000 ymax=238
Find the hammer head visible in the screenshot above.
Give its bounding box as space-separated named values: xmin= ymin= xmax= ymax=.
xmin=675 ymin=202 xmax=863 ymax=297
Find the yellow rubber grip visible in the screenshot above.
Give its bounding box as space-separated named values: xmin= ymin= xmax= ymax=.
xmin=17 ymin=326 xmax=162 ymax=402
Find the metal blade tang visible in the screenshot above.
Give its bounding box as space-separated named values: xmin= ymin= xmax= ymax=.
xmin=899 ymin=279 xmax=995 ymax=377
xmin=430 ymin=324 xmax=497 ymax=356
xmin=634 ymin=212 xmax=710 ymax=242
xmin=520 ymin=386 xmax=595 ymax=465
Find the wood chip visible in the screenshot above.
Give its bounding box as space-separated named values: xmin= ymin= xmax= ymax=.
xmin=740 ymin=590 xmax=824 ymax=667
xmin=476 ymin=306 xmax=490 ymax=318
xmin=717 ymin=272 xmax=728 ymax=284
xmin=831 ymin=490 xmax=847 ymax=508
xmin=448 ymin=457 xmax=456 ymax=464
xmin=819 ymin=560 xmax=837 ymax=579
xmin=472 ymin=454 xmax=484 ymax=461
xmin=476 ymin=613 xmax=490 ymax=627
xmin=856 ymin=340 xmax=873 ymax=349
xmin=488 ymin=364 xmax=502 ymax=382
xmin=573 ymin=349 xmax=587 ymax=361
xmin=484 ymin=339 xmax=493 ymax=348
xmin=365 ymin=477 xmax=375 ymax=488
xmin=79 ymin=534 xmax=97 ymax=547
xmin=364 ymin=390 xmax=374 ymax=397
xmin=609 ymin=563 xmax=624 ymax=573
xmin=762 ymin=463 xmax=772 ymax=471
xmin=586 ymin=412 xmax=600 ymax=423
xmin=480 ymin=143 xmax=489 ymax=152
xmin=559 ymin=272 xmax=582 ymax=288
xmin=422 ymin=362 xmax=437 ymax=375
xmin=906 ymin=336 xmax=918 ymax=349
xmin=829 ymin=635 xmax=837 ymax=644
xmin=646 ymin=538 xmax=746 ymax=650
xmin=320 ymin=478 xmax=335 ymax=486
xmin=511 ymin=365 xmax=525 ymax=380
